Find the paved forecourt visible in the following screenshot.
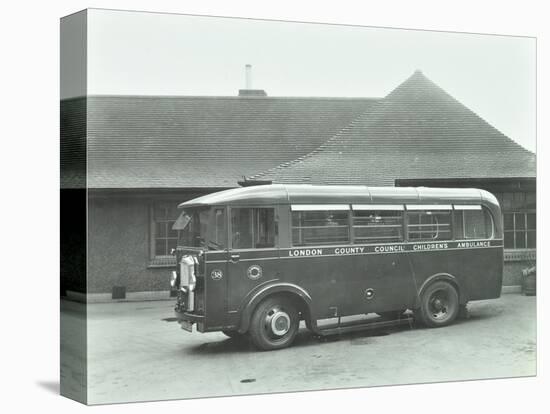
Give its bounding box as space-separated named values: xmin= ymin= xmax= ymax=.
xmin=61 ymin=293 xmax=536 ymax=404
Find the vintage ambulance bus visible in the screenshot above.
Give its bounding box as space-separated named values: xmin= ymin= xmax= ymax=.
xmin=170 ymin=185 xmax=503 ymax=350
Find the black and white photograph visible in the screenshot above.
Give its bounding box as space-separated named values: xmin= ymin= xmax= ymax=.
xmin=58 ymin=8 xmax=539 ymax=405
xmin=6 ymin=1 xmax=550 ymax=412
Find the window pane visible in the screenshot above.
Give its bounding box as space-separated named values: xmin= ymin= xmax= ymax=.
xmin=502 ymin=193 xmax=513 ymax=210
xmin=407 ymin=211 xmax=451 ymax=241
xmin=504 ymin=231 xmax=515 ymax=248
xmin=170 ymin=206 xmax=213 ymax=250
xmin=156 ymin=222 xmax=167 ymax=238
xmin=515 ymin=231 xmax=526 ymax=248
xmin=155 ymin=239 xmax=167 ymax=256
xmin=213 ymin=209 xmax=227 ymax=249
xmin=527 ymin=213 xmax=536 ymax=230
xmin=167 ymin=221 xmax=178 ymax=238
xmin=154 ymin=205 xmax=168 ymax=220
xmin=152 ymin=202 xmax=184 ymax=257
xmin=503 ymin=214 xmax=514 ymax=231
xmin=167 ymin=238 xmax=177 ymax=252
xmin=255 ymin=209 xmax=276 ymax=248
xmin=513 ymin=192 xmax=526 ymax=209
xmin=459 ymin=208 xmax=492 ymax=239
xmin=515 ymin=213 xmax=526 ymax=230
xmin=353 ymin=210 xmax=403 ymax=243
xmin=231 ymin=208 xmax=253 ymax=249
xmin=527 ymin=231 xmax=536 ymax=248
xmin=230 ymin=208 xmax=275 ymax=249
xmin=292 ymin=210 xmax=349 ymax=246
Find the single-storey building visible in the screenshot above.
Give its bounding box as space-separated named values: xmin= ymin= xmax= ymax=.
xmin=61 ymin=71 xmax=535 ymax=301
xmin=61 ymin=91 xmax=377 ymax=300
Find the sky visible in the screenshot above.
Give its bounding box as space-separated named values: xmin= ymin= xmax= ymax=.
xmin=78 ymin=8 xmax=535 ymax=152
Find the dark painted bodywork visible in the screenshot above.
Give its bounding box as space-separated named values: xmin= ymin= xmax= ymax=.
xmin=174 ymin=185 xmax=503 ymax=334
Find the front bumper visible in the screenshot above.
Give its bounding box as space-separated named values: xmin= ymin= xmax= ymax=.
xmin=174 ymin=287 xmax=207 ymax=332
xmin=174 ymin=310 xmax=205 ymax=332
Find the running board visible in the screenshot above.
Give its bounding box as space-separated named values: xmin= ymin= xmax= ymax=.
xmin=314 ymin=316 xmax=414 ymax=337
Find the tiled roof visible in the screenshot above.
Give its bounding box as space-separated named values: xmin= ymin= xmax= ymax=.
xmin=60 ymin=97 xmax=87 ymax=189
xmin=60 ymin=95 xmax=378 ymax=189
xmin=248 ymin=71 xmax=536 ymax=186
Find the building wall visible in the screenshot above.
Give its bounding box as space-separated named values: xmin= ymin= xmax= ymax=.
xmin=88 ymin=196 xmax=157 ymax=294
xmin=86 ymin=190 xmax=210 ymax=296
xmin=503 ymin=250 xmax=537 ymax=287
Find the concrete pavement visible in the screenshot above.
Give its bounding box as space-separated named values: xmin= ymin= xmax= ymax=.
xmin=61 ymin=294 xmax=536 ymax=405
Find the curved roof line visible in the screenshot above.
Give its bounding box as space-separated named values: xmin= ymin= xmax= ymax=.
xmin=178 ymin=184 xmax=494 ymax=208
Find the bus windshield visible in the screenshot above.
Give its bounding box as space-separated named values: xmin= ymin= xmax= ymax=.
xmin=173 ymin=207 xmax=224 ymax=250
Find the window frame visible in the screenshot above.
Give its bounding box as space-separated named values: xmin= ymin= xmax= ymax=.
xmin=351 ymin=204 xmax=405 ymax=244
xmin=290 ymin=204 xmax=351 ymax=247
xmin=453 ymin=205 xmax=495 ymax=241
xmin=228 ymin=206 xmax=279 ymax=251
xmin=209 ymin=206 xmax=228 ymax=252
xmin=503 ymin=210 xmax=536 ymax=249
xmin=149 ymin=200 xmax=183 ymax=262
xmin=405 ymin=205 xmax=453 ymax=242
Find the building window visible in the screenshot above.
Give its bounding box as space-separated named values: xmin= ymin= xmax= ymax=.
xmin=407 ymin=209 xmax=452 ymax=241
xmin=152 ymin=202 xmax=180 ymax=257
xmin=352 ymin=208 xmax=403 ymax=243
xmin=504 ymin=212 xmax=536 ymax=249
xmin=292 ymin=208 xmax=350 ymax=246
xmin=231 ymin=208 xmax=276 ymax=249
xmin=494 ymin=191 xmax=536 ymax=250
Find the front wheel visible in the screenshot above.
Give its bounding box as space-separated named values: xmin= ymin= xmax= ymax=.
xmin=417 ymin=281 xmax=459 ymax=328
xmin=249 ymin=296 xmax=299 ymax=351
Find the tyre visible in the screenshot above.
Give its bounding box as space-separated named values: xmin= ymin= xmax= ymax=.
xmin=222 ymin=330 xmax=244 ymax=339
xmin=417 ymin=281 xmax=459 ymax=327
xmin=376 ymin=310 xmax=407 ymax=320
xmin=249 ymin=296 xmax=299 ymax=351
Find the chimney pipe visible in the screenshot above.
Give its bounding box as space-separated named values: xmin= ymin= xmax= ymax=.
xmin=238 ymin=64 xmax=267 ymax=96
xmin=245 ymin=64 xmax=252 ymax=89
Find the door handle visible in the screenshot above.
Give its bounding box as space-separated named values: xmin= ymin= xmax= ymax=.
xmin=230 ymin=253 xmax=240 ymax=263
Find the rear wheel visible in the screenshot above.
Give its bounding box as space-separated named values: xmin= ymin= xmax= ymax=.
xmin=417 ymin=281 xmax=459 ymax=327
xmin=249 ymin=296 xmax=299 ymax=351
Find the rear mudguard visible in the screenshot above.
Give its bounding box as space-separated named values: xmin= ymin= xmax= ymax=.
xmin=414 ymin=272 xmax=466 ymax=308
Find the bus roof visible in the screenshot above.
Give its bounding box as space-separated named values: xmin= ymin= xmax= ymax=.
xmin=178 ymin=184 xmax=499 ymax=210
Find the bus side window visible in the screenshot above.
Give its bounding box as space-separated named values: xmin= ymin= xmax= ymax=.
xmin=454 ymin=206 xmax=494 ymax=239
xmin=352 ymin=209 xmax=403 ymax=243
xmin=291 ymin=209 xmax=350 ymax=246
xmin=407 ymin=210 xmax=452 ymax=241
xmin=231 ymin=208 xmax=276 ymax=249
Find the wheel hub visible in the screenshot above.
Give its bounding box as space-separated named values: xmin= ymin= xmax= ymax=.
xmin=433 ymin=298 xmax=444 ymax=311
xmin=429 ymin=291 xmax=449 ymax=318
xmin=269 ymin=311 xmax=291 ymax=336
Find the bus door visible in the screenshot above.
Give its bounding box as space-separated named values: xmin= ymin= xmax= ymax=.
xmin=202 ymin=207 xmax=229 ymax=327
xmin=226 ymin=206 xmax=280 ymax=313
xmin=351 ymin=205 xmax=415 ymax=314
